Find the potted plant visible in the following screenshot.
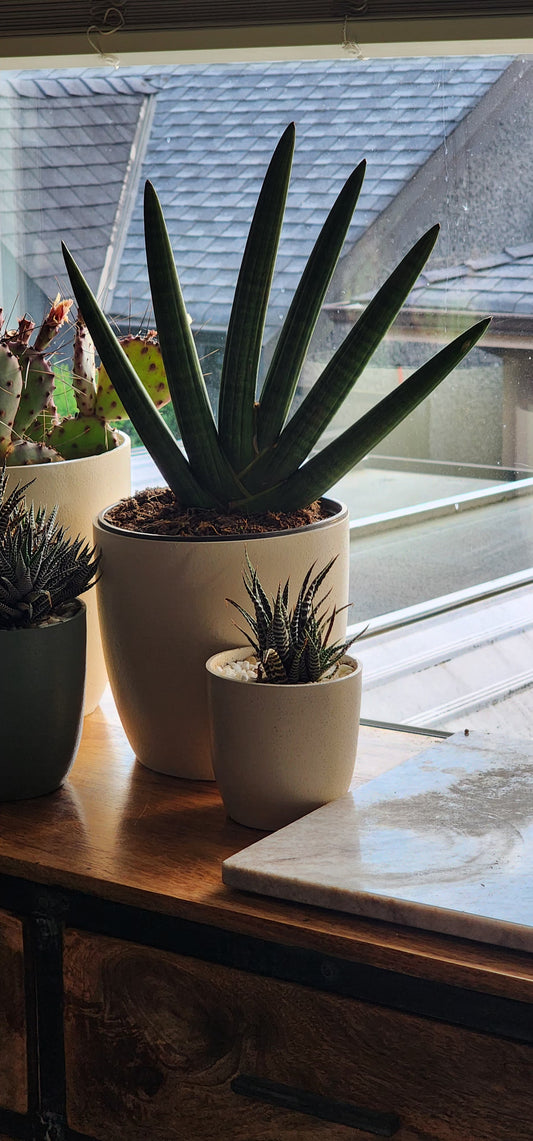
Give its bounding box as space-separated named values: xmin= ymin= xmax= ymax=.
xmin=0 ymin=300 xmax=170 ymax=711
xmin=61 ymin=123 xmax=489 ymax=779
xmin=0 ymin=469 xmax=100 ymax=801
xmin=206 ymin=555 xmax=362 ymax=830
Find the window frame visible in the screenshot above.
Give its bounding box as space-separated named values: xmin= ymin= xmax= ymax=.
xmin=0 ymin=5 xmax=533 ymax=70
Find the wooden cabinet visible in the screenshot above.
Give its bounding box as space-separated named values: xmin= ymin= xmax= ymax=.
xmin=0 ymin=909 xmax=27 ymax=1116
xmin=63 ymin=929 xmax=532 ymax=1141
xmin=0 ymin=713 xmax=531 ymax=1141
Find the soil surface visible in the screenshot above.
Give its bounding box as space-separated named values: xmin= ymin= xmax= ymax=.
xmin=105 ymin=487 xmax=329 ymax=537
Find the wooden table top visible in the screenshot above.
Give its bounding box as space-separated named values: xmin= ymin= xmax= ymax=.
xmin=1 ymin=691 xmax=532 ymax=1003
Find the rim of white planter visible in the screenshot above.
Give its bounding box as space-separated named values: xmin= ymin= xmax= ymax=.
xmin=97 ymin=494 xmax=347 ymax=538
xmin=205 ymin=646 xmax=360 ymax=684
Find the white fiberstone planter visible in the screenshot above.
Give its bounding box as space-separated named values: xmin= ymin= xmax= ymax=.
xmin=6 ymin=434 xmax=131 ymax=713
xmin=206 ymin=648 xmax=362 ymax=830
xmin=94 ymin=498 xmax=349 ymax=780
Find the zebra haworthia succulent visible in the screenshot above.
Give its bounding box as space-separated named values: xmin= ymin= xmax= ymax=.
xmin=0 ymin=468 xmax=100 ymax=629
xmin=226 ymin=553 xmax=361 ymax=684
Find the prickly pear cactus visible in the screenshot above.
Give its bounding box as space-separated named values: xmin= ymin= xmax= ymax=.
xmin=1 ymin=302 xmax=69 ymax=463
xmin=95 ymin=334 xmax=169 ymax=421
xmin=11 ymin=349 xmax=56 ymax=438
xmin=46 ymin=414 xmax=118 ymax=459
xmin=1 ymin=299 xmax=169 ymax=464
xmin=0 ymin=344 xmax=23 ymax=461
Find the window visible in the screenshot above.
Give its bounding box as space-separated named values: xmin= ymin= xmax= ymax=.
xmin=1 ymin=28 xmax=532 ymax=731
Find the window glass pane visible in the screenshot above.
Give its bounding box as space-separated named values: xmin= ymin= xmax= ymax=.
xmin=1 ymin=56 xmax=532 ymax=732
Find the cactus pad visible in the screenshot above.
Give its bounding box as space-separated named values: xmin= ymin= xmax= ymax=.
xmin=46 ymin=414 xmax=119 ymax=459
xmin=5 ymin=439 xmax=62 ymax=465
xmin=95 ymin=335 xmax=169 ymax=421
xmin=24 ymin=399 xmax=61 ymax=444
xmin=0 ymin=345 xmax=23 ymax=460
xmin=73 ymin=314 xmax=96 ymax=416
xmin=33 ymin=296 xmax=73 ymax=353
xmin=12 ymin=349 xmax=56 ymax=437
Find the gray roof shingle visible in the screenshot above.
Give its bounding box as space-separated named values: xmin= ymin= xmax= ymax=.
xmin=0 ymin=69 xmax=155 ymax=308
xmin=0 ymin=57 xmax=519 ymax=337
xmin=403 ymin=246 xmax=533 ymax=316
xmin=109 ymin=57 xmax=512 ymax=333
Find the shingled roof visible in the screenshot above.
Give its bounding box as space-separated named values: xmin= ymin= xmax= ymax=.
xmin=0 ymin=57 xmax=517 ymax=337
xmin=407 ymin=243 xmax=533 ymax=316
xmin=0 ymin=69 xmax=156 ymax=316
xmin=109 ymin=56 xmax=512 ymax=335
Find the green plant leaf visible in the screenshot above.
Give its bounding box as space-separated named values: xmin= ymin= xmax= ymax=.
xmin=62 ymin=243 xmax=212 ymax=507
xmin=235 ymin=317 xmax=491 ymax=513
xmin=247 ymin=225 xmax=440 ymax=493
xmin=256 ymin=159 xmax=367 ymax=453
xmin=217 ymin=123 xmax=296 ymax=472
xmin=144 ymin=181 xmax=242 ymax=503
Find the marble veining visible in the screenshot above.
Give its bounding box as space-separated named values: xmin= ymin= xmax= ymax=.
xmin=222 ymin=731 xmax=533 ymax=951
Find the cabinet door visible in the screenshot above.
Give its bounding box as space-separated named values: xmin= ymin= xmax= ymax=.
xmin=64 ymin=929 xmax=533 ymax=1141
xmin=0 ymin=910 xmax=27 ymax=1114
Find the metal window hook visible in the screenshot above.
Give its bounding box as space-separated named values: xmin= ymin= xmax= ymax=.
xmin=87 ymin=1 xmax=126 ymax=68
xmin=342 ymin=2 xmax=369 ymax=59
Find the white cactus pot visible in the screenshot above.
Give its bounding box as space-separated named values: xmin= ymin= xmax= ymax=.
xmin=6 ymin=434 xmax=131 ymax=714
xmin=94 ymin=498 xmax=349 ymax=780
xmin=206 ymin=648 xmax=362 ymax=830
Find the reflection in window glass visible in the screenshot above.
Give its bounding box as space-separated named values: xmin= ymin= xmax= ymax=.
xmin=1 ymin=59 xmax=532 ymax=663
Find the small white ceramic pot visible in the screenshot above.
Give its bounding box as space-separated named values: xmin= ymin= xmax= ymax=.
xmin=94 ymin=498 xmax=349 ymax=781
xmin=6 ymin=434 xmax=131 ymax=713
xmin=206 ymin=648 xmax=362 ymax=830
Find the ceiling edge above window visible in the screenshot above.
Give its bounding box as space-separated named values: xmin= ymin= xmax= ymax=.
xmin=0 ymin=12 xmax=532 ymax=67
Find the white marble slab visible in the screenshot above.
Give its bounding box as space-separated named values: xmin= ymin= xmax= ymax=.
xmin=222 ymin=731 xmax=533 ymax=951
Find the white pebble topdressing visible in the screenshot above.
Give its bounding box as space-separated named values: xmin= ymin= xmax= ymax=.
xmin=211 ymin=654 xmax=356 ymax=683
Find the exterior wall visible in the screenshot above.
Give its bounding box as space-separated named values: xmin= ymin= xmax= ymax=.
xmin=297 ymin=60 xmax=533 ymax=469
xmin=330 ymin=58 xmax=533 ymax=302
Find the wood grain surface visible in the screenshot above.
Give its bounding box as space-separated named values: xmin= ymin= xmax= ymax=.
xmin=64 ymin=928 xmax=532 ymax=1141
xmin=0 ymin=693 xmax=532 ymax=1003
xmin=0 ymin=910 xmax=27 ymax=1114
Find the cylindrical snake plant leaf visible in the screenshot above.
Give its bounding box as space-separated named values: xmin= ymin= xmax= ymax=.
xmin=143 ymin=181 xmax=243 ymax=503
xmin=248 ymin=224 xmax=440 ymax=493
xmin=217 ymin=123 xmax=295 ymax=473
xmin=234 ymin=317 xmax=490 ymax=513
xmin=256 ymin=159 xmax=367 ymax=454
xmin=62 ymin=243 xmax=212 ymax=508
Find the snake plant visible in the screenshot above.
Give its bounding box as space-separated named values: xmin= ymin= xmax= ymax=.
xmin=62 ymin=123 xmax=490 ymax=515
xmin=227 ymin=554 xmax=359 ymax=684
xmin=0 ymin=469 xmax=100 ymax=628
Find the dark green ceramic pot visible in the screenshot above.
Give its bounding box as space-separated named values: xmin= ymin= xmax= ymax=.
xmin=0 ymin=601 xmax=87 ymax=801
